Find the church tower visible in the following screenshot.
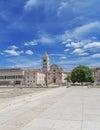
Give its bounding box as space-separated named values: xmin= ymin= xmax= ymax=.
xmin=42 ymin=52 xmax=50 ymax=72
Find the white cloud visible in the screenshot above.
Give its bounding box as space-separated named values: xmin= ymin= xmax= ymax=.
xmin=24 ymin=40 xmax=38 ymax=46
xmin=65 ymin=41 xmax=83 ymax=48
xmin=4 ymin=50 xmax=24 ymax=56
xmin=61 ymin=22 xmax=100 ymax=41
xmin=72 ymin=48 xmax=83 ymax=54
xmin=71 ymin=48 xmax=88 ymax=55
xmin=24 ymin=0 xmax=38 ymax=10
xmin=4 ymin=45 xmax=24 ymax=56
xmin=8 ymin=45 xmax=18 ymax=50
xmin=57 ymin=2 xmax=68 ymax=16
xmin=74 ymin=22 xmax=100 ymax=37
xmin=64 ymin=49 xmax=70 ymax=52
xmin=24 ymin=33 xmax=54 ymax=46
xmin=78 ymin=53 xmax=89 ymax=56
xmin=65 ymin=43 xmax=71 ymax=47
xmin=62 ymin=39 xmax=72 ymax=44
xmin=61 ymin=22 xmax=100 ymax=56
xmin=25 ymin=50 xmax=34 ymax=55
xmin=60 ymin=56 xmax=67 ymax=59
xmin=91 ymin=53 xmax=100 ymax=58
xmin=84 ymin=42 xmax=100 ymax=49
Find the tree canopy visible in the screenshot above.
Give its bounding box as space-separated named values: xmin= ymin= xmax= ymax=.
xmin=65 ymin=75 xmax=71 ymax=82
xmin=71 ymin=65 xmax=95 ymax=85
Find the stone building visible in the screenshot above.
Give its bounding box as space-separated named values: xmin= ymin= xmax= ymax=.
xmin=0 ymin=68 xmax=25 ymax=85
xmin=42 ymin=52 xmax=67 ymax=85
xmin=42 ymin=52 xmax=50 ymax=73
xmin=47 ymin=64 xmax=67 ymax=85
xmin=25 ymin=70 xmax=45 ymax=87
xmin=92 ymin=67 xmax=100 ymax=82
xmin=0 ymin=68 xmax=45 ymax=87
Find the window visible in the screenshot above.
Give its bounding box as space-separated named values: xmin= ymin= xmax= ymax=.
xmin=0 ymin=76 xmax=5 ymax=79
xmin=16 ymin=75 xmax=23 ymax=79
xmin=6 ymin=76 xmax=16 ymax=79
xmin=43 ymin=59 xmax=46 ymax=62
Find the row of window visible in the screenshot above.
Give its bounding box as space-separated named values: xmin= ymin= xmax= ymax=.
xmin=27 ymin=73 xmax=35 ymax=76
xmin=27 ymin=80 xmax=35 ymax=83
xmin=27 ymin=76 xmax=35 ymax=79
xmin=27 ymin=76 xmax=44 ymax=79
xmin=48 ymin=72 xmax=62 ymax=75
xmin=0 ymin=75 xmax=23 ymax=79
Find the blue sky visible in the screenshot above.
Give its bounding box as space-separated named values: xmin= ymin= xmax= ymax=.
xmin=0 ymin=0 xmax=100 ymax=71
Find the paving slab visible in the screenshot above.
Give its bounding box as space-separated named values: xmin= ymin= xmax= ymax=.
xmin=0 ymin=86 xmax=100 ymax=130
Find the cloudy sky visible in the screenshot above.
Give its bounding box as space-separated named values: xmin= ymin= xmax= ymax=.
xmin=0 ymin=0 xmax=100 ymax=71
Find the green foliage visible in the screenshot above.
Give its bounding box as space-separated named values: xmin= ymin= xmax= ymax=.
xmin=65 ymin=75 xmax=71 ymax=82
xmin=71 ymin=65 xmax=95 ymax=84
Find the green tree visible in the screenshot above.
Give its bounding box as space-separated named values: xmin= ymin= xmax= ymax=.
xmin=71 ymin=65 xmax=95 ymax=85
xmin=65 ymin=75 xmax=71 ymax=82
xmin=65 ymin=75 xmax=71 ymax=88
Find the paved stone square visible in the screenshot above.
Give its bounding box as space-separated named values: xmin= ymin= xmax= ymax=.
xmin=0 ymin=86 xmax=100 ymax=130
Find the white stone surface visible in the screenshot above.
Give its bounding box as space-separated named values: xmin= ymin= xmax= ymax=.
xmin=0 ymin=86 xmax=100 ymax=130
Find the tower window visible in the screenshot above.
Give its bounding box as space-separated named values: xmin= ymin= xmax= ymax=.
xmin=53 ymin=70 xmax=56 ymax=72
xmin=43 ymin=59 xmax=46 ymax=62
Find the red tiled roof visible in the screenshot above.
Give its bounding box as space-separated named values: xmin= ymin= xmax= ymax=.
xmin=26 ymin=70 xmax=41 ymax=73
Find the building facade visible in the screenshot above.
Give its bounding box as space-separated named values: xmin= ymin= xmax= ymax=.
xmin=25 ymin=70 xmax=45 ymax=87
xmin=92 ymin=67 xmax=100 ymax=82
xmin=42 ymin=53 xmax=67 ymax=85
xmin=47 ymin=64 xmax=67 ymax=85
xmin=0 ymin=68 xmax=25 ymax=85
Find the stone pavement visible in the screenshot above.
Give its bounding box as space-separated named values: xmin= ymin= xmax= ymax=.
xmin=0 ymin=86 xmax=100 ymax=130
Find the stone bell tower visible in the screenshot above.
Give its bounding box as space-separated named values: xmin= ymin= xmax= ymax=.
xmin=42 ymin=52 xmax=50 ymax=73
